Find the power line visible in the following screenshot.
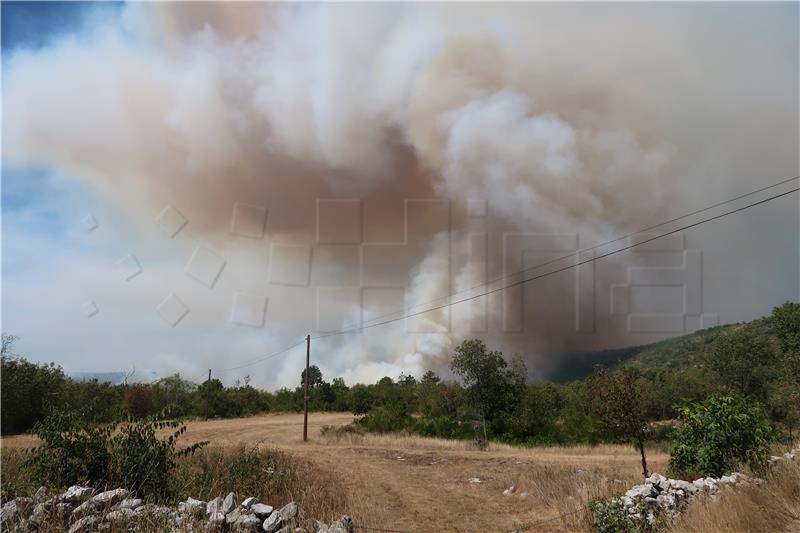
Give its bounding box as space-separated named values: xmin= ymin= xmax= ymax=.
xmin=311 ymin=175 xmax=799 ymax=338
xmin=177 ymin=179 xmax=797 ymax=375
xmin=210 ymin=338 xmax=307 ymax=373
xmin=312 ymin=186 xmax=799 ymax=340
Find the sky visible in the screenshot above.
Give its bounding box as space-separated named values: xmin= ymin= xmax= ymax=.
xmin=1 ymin=2 xmax=798 ymax=388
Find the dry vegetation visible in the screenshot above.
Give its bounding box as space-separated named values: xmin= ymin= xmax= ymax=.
xmin=3 ymin=413 xmax=798 ymax=532
xmin=667 ymin=457 xmax=800 ymax=533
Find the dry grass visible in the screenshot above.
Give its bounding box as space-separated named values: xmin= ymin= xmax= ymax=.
xmin=667 ymin=457 xmax=800 ymax=533
xmin=1 ymin=413 xmax=671 ymax=532
xmin=175 ymin=444 xmax=350 ymax=523
xmin=1 ymin=444 xmax=350 ymax=526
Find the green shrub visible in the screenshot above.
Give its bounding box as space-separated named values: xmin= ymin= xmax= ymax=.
xmin=410 ymin=416 xmax=474 ymax=440
xmin=357 ymin=404 xmax=411 ymax=433
xmin=1 ymin=351 xmax=69 ymax=435
xmin=669 ymin=394 xmax=776 ymax=478
xmin=25 ymin=408 xmax=206 ymax=501
xmin=589 ymin=497 xmax=632 ymax=533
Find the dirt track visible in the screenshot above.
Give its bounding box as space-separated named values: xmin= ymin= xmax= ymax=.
xmin=2 ymin=413 xmax=667 ymax=532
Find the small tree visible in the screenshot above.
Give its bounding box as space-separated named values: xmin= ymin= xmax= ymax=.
xmin=669 ymin=394 xmax=776 ymax=478
xmin=450 ymin=339 xmax=525 ymax=439
xmin=124 ymin=383 xmax=154 ymax=418
xmin=706 ymin=327 xmax=776 ymax=401
xmin=300 ymin=365 xmax=324 ymax=389
xmin=589 ymin=366 xmax=650 ymax=477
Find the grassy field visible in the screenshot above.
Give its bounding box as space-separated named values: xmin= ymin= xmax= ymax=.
xmin=3 ymin=412 xmax=797 ymax=532
xmin=3 ymin=412 xmax=665 ymax=532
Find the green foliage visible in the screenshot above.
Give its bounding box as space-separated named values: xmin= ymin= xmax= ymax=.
xmin=589 ymin=366 xmax=651 ymax=476
xmin=25 ymin=408 xmax=206 ymax=501
xmin=1 ymin=336 xmax=69 ymax=435
xmin=772 ymin=301 xmax=800 ymax=354
xmin=588 ymin=497 xmax=659 ymax=533
xmin=301 ymin=365 xmax=324 ymax=388
xmin=450 ymin=339 xmax=526 ymax=435
xmin=706 ymin=327 xmax=777 ymax=401
xmin=410 ymin=416 xmax=474 ymax=440
xmin=589 ymin=497 xmax=631 ymax=533
xmin=357 ymin=403 xmax=412 ymax=433
xmin=669 ymin=395 xmax=777 ymax=478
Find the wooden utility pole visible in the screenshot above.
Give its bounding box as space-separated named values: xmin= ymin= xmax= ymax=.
xmin=303 ymin=335 xmax=310 ymax=442
xmin=206 ymin=368 xmax=211 ymax=420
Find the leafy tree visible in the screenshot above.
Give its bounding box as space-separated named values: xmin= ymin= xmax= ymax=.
xmin=450 ymin=339 xmax=525 ymax=438
xmin=669 ymin=394 xmax=776 ymax=478
xmin=508 ymin=383 xmax=563 ymax=443
xmin=1 ymin=338 xmax=69 ymax=435
xmin=300 ymin=365 xmax=324 ymax=388
xmin=349 ymin=384 xmax=374 ymax=416
xmin=124 ymin=383 xmax=154 ymax=418
xmin=589 ymin=366 xmax=651 ymax=477
xmin=772 ymin=302 xmax=800 ymax=383
xmin=706 ymin=327 xmax=776 ymax=400
xmin=772 ymin=301 xmax=800 ymax=353
xmin=152 ymin=374 xmax=197 ymax=416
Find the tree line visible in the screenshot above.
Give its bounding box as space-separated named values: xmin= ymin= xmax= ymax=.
xmin=3 ymin=302 xmax=798 ymax=457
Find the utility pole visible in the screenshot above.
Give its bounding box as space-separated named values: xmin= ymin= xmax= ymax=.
xmin=206 ymin=369 xmax=211 ymax=420
xmin=303 ymin=334 xmax=310 ymax=442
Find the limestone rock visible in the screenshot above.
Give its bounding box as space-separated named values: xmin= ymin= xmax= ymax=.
xmin=241 ymin=497 xmax=259 ymax=509
xmin=207 ymin=497 xmax=223 ymax=517
xmin=68 ymin=515 xmax=98 ymax=533
xmin=118 ymin=498 xmax=143 ymax=510
xmin=237 ymin=513 xmax=263 ymax=532
xmin=92 ymin=488 xmax=130 ymax=507
xmin=222 ymin=492 xmax=238 ymax=515
xmin=328 ymin=515 xmax=354 ymax=533
xmin=61 ymin=486 xmax=95 ymax=505
xmin=262 ymin=511 xmax=283 ymax=533
xmin=251 ymin=503 xmax=274 ymax=518
xmin=105 ymin=507 xmax=135 ymax=524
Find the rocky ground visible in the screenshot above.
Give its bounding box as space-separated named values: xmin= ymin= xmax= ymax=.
xmin=0 ymin=486 xmax=353 ymax=533
xmin=601 ymin=448 xmax=799 ymax=528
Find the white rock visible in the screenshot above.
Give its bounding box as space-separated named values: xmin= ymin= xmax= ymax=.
xmin=68 ymin=515 xmax=98 ymax=533
xmin=625 ymin=484 xmax=654 ymax=498
xmin=61 ymin=486 xmax=95 ymax=504
xmin=92 ymin=488 xmax=130 ymax=506
xmin=222 ymin=492 xmax=238 ymax=515
xmin=251 ymin=503 xmax=274 ymax=518
xmin=118 ymin=498 xmax=143 ymax=510
xmin=328 ymin=515 xmax=353 ymax=533
xmin=279 ymin=501 xmax=299 ymax=521
xmin=237 ymin=514 xmax=263 ymax=532
xmin=242 ymin=497 xmax=259 ymax=509
xmin=262 ymin=511 xmax=283 ymax=533
xmin=226 ymin=508 xmax=242 ymax=524
xmin=207 ymin=497 xmax=223 ymax=516
xmin=105 ymin=508 xmax=135 ymax=523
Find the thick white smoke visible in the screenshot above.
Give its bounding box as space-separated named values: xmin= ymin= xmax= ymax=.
xmin=3 ymin=2 xmax=797 ymax=385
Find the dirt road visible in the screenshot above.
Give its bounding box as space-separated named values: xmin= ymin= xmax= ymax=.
xmin=2 ymin=413 xmax=666 ymax=532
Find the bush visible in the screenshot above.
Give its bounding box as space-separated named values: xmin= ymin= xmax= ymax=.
xmin=589 ymin=497 xmax=633 ymax=533
xmin=357 ymin=404 xmax=411 ymax=433
xmin=410 ymin=416 xmax=474 ymax=440
xmin=26 ymin=408 xmax=206 ymax=501
xmin=1 ymin=353 xmax=69 ymax=435
xmin=669 ymin=395 xmax=777 ymax=478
